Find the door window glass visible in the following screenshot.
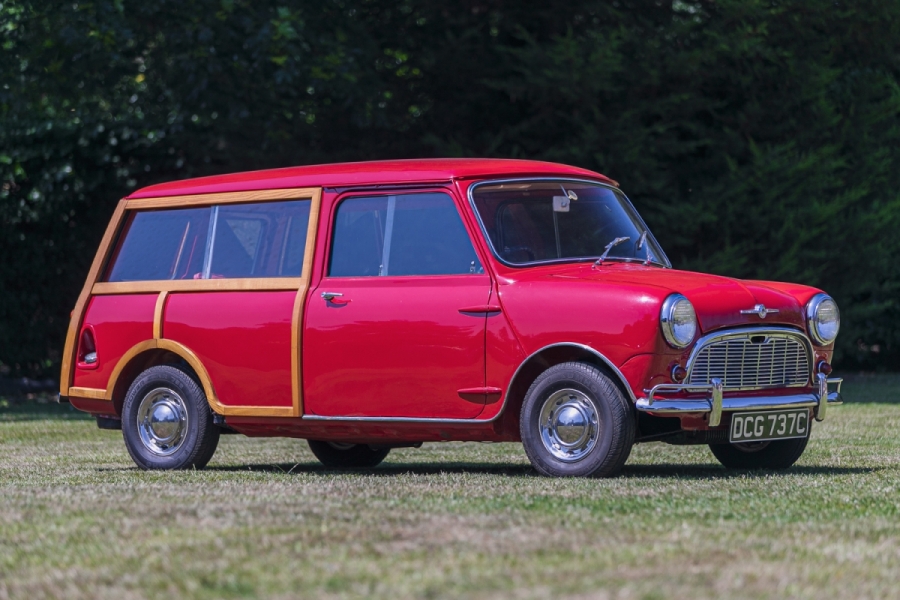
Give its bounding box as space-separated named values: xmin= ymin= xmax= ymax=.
xmin=329 ymin=192 xmax=482 ymax=277
xmin=328 ymin=197 xmax=388 ymax=277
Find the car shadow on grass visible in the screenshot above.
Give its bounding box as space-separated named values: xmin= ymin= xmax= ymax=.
xmin=202 ymin=461 xmax=875 ymax=479
xmin=206 ymin=462 xmax=537 ymax=477
xmin=620 ymin=463 xmax=875 ymax=479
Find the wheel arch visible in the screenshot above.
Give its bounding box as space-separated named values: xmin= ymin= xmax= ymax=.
xmin=497 ymin=343 xmax=636 ymax=436
xmin=105 ymin=339 xmax=224 ymax=416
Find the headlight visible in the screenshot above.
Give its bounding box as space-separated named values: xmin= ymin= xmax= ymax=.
xmin=660 ymin=294 xmax=697 ymax=348
xmin=806 ymin=294 xmax=840 ymax=345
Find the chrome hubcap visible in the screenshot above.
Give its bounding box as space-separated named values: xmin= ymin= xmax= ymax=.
xmin=539 ymin=389 xmax=600 ymax=462
xmin=137 ymin=387 xmax=188 ymax=456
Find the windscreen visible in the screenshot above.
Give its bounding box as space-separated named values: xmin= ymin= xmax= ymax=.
xmin=471 ymin=181 xmax=668 ymax=267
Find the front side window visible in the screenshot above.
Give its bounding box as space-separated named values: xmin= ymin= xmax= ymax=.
xmin=471 ymin=180 xmax=669 ymax=267
xmin=105 ymin=199 xmax=311 ymax=282
xmin=329 ymin=192 xmax=482 ymax=277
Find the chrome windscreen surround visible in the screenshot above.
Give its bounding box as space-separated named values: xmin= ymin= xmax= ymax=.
xmin=684 ymin=327 xmax=813 ymax=391
xmin=466 ymin=177 xmax=673 ymax=269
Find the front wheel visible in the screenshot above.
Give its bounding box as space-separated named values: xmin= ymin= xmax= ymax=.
xmin=122 ymin=365 xmax=220 ymax=470
xmin=308 ymin=440 xmax=390 ymax=469
xmin=520 ymin=362 xmax=635 ymax=477
xmin=709 ymin=435 xmax=809 ymax=470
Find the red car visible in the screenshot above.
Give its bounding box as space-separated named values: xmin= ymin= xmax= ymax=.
xmin=59 ymin=159 xmax=843 ymax=476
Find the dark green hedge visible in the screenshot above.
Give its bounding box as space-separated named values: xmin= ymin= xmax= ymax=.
xmin=2 ymin=0 xmax=899 ymax=375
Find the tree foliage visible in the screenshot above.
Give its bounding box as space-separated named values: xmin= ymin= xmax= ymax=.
xmin=2 ymin=0 xmax=900 ymax=374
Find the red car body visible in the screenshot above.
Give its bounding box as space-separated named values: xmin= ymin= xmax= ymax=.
xmin=60 ymin=159 xmax=843 ymax=475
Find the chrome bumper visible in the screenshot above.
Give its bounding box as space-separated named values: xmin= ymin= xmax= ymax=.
xmin=635 ymin=374 xmax=843 ymax=426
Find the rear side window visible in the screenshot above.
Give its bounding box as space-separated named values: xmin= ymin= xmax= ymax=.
xmin=105 ymin=199 xmax=311 ymax=281
xmin=329 ymin=192 xmax=482 ymax=277
xmin=106 ymin=207 xmax=210 ymax=282
xmin=209 ymin=201 xmax=311 ymax=278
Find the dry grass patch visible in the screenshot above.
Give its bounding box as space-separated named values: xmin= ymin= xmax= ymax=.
xmin=1 ymin=378 xmax=900 ymax=599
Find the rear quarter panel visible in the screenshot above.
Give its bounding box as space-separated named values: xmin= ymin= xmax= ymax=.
xmin=73 ymin=294 xmax=156 ymax=390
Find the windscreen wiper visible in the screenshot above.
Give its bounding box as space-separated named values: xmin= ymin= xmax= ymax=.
xmin=636 ymin=231 xmax=650 ymax=266
xmin=593 ymin=236 xmax=631 ymax=268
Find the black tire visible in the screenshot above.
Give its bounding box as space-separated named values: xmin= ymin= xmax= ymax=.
xmin=122 ymin=365 xmax=220 ymax=470
xmin=520 ymin=362 xmax=635 ymax=477
xmin=709 ymin=436 xmax=809 ymax=470
xmin=307 ymin=440 xmax=390 ymax=469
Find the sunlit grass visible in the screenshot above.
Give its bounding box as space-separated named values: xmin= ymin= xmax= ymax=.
xmin=1 ymin=377 xmax=899 ymax=599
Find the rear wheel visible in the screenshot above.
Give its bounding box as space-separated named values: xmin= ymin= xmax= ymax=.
xmin=520 ymin=362 xmax=635 ymax=477
xmin=308 ymin=440 xmax=390 ymax=469
xmin=709 ymin=436 xmax=809 ymax=470
xmin=122 ymin=365 xmax=220 ymax=470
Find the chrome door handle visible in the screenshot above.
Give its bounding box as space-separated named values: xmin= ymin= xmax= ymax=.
xmin=321 ymin=292 xmax=343 ymax=301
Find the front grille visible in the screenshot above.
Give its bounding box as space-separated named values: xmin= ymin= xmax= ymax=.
xmin=687 ymin=331 xmax=811 ymax=390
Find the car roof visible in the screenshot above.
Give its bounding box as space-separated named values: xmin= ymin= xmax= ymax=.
xmin=127 ymin=158 xmax=615 ymax=199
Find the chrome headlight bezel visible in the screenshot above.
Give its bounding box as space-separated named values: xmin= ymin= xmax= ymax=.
xmin=806 ymin=293 xmax=840 ymax=345
xmin=660 ymin=294 xmax=698 ymax=349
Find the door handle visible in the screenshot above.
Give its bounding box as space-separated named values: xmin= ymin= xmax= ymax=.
xmin=321 ymin=291 xmax=350 ymax=305
xmin=458 ymin=305 xmax=502 ymax=314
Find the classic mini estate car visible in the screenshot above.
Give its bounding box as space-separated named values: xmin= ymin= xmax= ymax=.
xmin=59 ymin=159 xmax=843 ymax=477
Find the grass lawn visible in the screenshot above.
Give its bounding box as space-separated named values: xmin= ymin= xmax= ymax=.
xmin=2 ymin=375 xmax=900 ymax=599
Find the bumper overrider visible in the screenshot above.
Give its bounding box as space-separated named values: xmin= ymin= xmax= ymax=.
xmin=636 ymin=373 xmax=843 ymax=427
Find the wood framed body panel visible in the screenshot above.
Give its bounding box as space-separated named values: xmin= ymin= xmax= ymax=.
xmin=62 ymin=187 xmax=323 ymax=420
xmin=72 ymin=294 xmax=157 ymax=392
xmin=60 ymin=199 xmax=128 ymax=396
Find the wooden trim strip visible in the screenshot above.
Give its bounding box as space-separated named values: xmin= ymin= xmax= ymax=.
xmin=153 ymin=291 xmax=168 ymax=339
xmin=125 ymin=188 xmax=320 ymax=209
xmin=290 ymin=187 xmax=322 ymax=417
xmin=92 ymin=278 xmax=304 ymax=295
xmin=104 ymin=340 xmax=160 ymax=400
xmin=68 ymin=387 xmax=110 ymax=401
xmin=104 ymin=339 xmax=298 ymax=417
xmin=60 ymin=199 xmax=128 ymax=396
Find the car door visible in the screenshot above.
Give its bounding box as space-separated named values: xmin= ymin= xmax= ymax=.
xmin=303 ymin=190 xmax=491 ymax=419
xmin=162 ymin=199 xmax=313 ymax=413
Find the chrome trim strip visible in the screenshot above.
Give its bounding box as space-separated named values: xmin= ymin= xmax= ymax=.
xmin=636 ymin=377 xmax=843 ymax=417
xmin=684 ymin=326 xmax=815 ymax=390
xmin=519 ymin=342 xmax=637 ymax=403
xmin=202 ymin=205 xmax=219 ymax=280
xmin=635 ymin=392 xmax=842 ymax=415
xmin=300 ymin=342 xmax=636 ymax=424
xmin=466 ymin=177 xmax=672 ymax=269
xmin=302 ymin=414 xmax=490 ymax=424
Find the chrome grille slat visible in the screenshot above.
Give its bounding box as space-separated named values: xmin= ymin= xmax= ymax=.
xmin=687 ymin=330 xmax=810 ymax=390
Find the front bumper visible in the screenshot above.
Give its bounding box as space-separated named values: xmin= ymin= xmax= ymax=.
xmin=635 ymin=373 xmax=843 ymax=426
